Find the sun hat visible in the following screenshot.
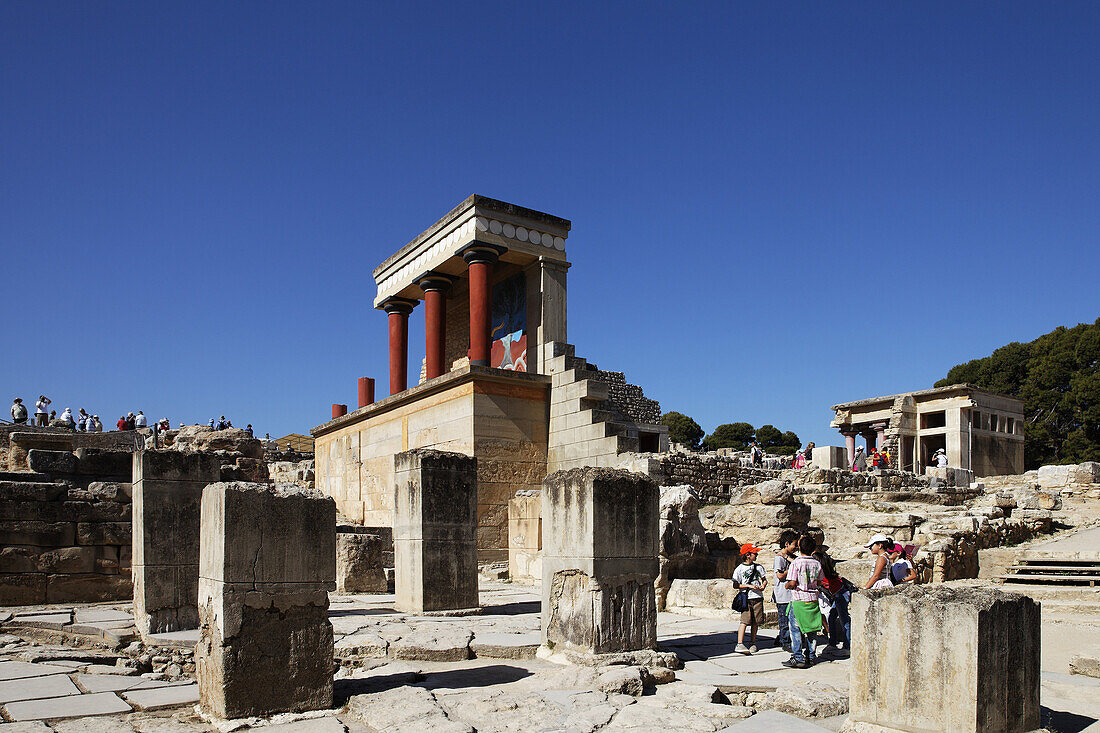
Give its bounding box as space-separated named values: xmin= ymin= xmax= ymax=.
xmin=865 ymin=533 xmax=889 ymax=548
xmin=740 ymin=543 xmax=762 ymax=555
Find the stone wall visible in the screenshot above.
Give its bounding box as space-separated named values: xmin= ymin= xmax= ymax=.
xmin=585 ymin=367 xmax=662 ymax=425
xmin=268 ymin=459 xmax=315 ymax=488
xmin=1 ymin=426 xmax=143 ymax=472
xmin=0 ymin=454 xmax=133 ymax=605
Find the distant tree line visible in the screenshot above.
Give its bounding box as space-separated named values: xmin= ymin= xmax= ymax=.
xmin=660 ymin=412 xmax=801 ymax=454
xmin=935 ymin=318 xmax=1100 ymax=469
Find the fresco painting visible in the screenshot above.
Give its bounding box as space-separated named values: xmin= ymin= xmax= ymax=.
xmin=490 ymin=273 xmax=527 ymax=372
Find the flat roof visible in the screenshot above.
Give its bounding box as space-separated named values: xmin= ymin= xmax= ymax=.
xmin=371 ymin=195 xmax=571 ymax=280
xmin=831 ymin=383 xmax=1023 ymax=411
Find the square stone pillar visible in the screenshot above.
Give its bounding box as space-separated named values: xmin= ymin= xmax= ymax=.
xmin=528 ymin=256 xmax=569 ymax=376
xmin=196 ymin=483 xmax=336 ymax=719
xmin=844 ymin=585 xmax=1040 ymax=733
xmin=507 ymin=490 xmax=542 ymax=585
xmin=541 ymin=467 xmax=659 ymax=655
xmin=393 ymin=449 xmax=478 ymax=613
xmin=131 ymin=450 xmax=221 ymax=637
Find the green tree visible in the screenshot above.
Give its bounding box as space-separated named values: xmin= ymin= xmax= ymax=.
xmin=755 ymin=424 xmax=784 ymax=449
xmin=703 ymin=422 xmax=755 ymax=450
xmin=935 ymin=318 xmax=1100 ymax=468
xmin=661 ymin=411 xmax=704 ymax=449
xmin=782 ymin=430 xmax=801 ymax=449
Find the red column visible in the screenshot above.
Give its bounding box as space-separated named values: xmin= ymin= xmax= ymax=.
xmin=418 ymin=276 xmax=452 ymax=380
xmin=331 ymin=404 xmax=347 ymax=419
xmin=357 ymin=377 xmax=375 ymax=408
xmin=841 ymin=431 xmax=858 ymax=464
xmin=463 ymin=248 xmax=500 ymax=366
xmin=384 ymin=299 xmax=415 ymax=395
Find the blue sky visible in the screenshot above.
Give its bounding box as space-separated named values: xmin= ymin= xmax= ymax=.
xmin=3 ymin=2 xmax=1098 ymax=445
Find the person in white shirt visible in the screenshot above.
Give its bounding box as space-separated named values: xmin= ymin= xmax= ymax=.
xmin=57 ymin=407 xmax=76 ymax=429
xmin=933 ymin=449 xmax=948 ymax=468
xmin=733 ymin=543 xmax=768 ymax=655
xmin=35 ymin=396 xmax=51 ymax=427
xmin=134 ymin=411 xmax=148 ymax=428
xmin=89 ymin=415 xmax=103 ymax=433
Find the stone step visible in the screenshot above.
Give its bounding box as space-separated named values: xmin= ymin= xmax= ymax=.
xmin=1001 ymin=573 xmax=1100 ymax=585
xmin=1010 ymin=564 xmax=1100 ymax=572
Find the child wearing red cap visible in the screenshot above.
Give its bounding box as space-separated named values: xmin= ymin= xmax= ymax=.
xmin=733 ymin=543 xmax=768 ymax=655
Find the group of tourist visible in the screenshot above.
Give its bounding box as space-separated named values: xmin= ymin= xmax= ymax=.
xmin=790 ymin=442 xmax=817 ymax=469
xmin=10 ymin=396 xmax=254 ymax=439
xmin=850 ymin=446 xmax=892 ymax=472
xmin=731 ymin=529 xmax=917 ymax=668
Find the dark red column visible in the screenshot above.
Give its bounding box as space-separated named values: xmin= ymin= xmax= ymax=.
xmin=357 ymin=377 xmax=375 ymax=408
xmin=383 ymin=299 xmax=416 ymax=395
xmin=463 ymin=248 xmax=500 ymax=366
xmin=331 ymin=404 xmax=347 ymax=419
xmin=418 ymin=275 xmax=453 ymax=380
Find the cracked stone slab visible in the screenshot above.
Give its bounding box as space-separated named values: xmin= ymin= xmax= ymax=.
xmin=334 ymin=631 xmax=389 ymax=659
xmin=0 ymin=721 xmax=54 ymax=732
xmin=73 ymin=673 xmax=175 ymax=694
xmin=389 ymin=628 xmax=472 ymax=662
xmin=0 ymin=661 xmax=75 ymax=681
xmin=4 ymin=691 xmax=133 ymax=721
xmin=122 ymin=683 xmax=199 ymax=710
xmin=717 ymin=709 xmax=831 ymax=731
xmin=346 ymin=686 xmax=473 ymax=733
xmin=0 ymin=673 xmax=81 ymax=703
xmin=469 ymin=632 xmax=540 ymax=660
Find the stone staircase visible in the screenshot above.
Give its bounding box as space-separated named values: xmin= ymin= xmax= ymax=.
xmin=1001 ymin=555 xmax=1100 ymax=586
xmin=544 ymin=343 xmax=666 ymax=472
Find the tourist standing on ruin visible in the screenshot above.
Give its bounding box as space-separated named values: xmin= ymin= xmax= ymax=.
xmin=733 ymin=543 xmax=767 ymax=655
xmin=10 ymin=398 xmax=28 ymax=424
xmin=803 ymin=442 xmax=815 ymax=463
xmin=34 ymin=395 xmax=51 ymax=427
xmin=76 ymin=408 xmax=89 ymax=431
xmin=116 ymin=415 xmax=128 ymax=431
xmin=783 ymin=535 xmax=825 ymax=669
xmin=750 ymin=441 xmax=764 ymax=467
xmin=816 ymin=545 xmax=852 ymax=652
xmin=57 ymin=407 xmax=75 ymax=429
xmin=863 ymin=533 xmax=895 ymax=589
xmin=852 ymin=446 xmax=867 ymax=471
xmin=772 ymin=529 xmax=799 ymax=652
xmin=134 ymin=411 xmax=147 ymax=428
xmin=89 ymin=415 xmax=102 ymax=432
xmin=889 ymin=543 xmax=917 ymax=584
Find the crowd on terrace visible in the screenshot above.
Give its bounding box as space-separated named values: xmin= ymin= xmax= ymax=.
xmin=9 ymin=395 xmax=253 ymax=438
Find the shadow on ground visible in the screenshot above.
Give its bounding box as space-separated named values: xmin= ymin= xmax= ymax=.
xmin=333 ymin=664 xmax=534 ymax=704
xmin=1042 ymin=706 xmax=1098 ymax=733
xmin=478 ymin=601 xmax=541 ymax=616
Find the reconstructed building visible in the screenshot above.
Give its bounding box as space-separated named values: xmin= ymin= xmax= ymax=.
xmin=311 ymin=196 xmax=667 ymax=561
xmin=831 ymin=384 xmax=1025 ymax=476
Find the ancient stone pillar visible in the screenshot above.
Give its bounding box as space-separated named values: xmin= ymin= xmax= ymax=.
xmin=418 ymin=275 xmax=453 ymax=380
xmin=841 ymin=431 xmax=858 ymax=463
xmin=844 ymin=585 xmax=1040 ymax=733
xmin=196 ymin=483 xmax=336 ymax=720
xmin=463 ymin=247 xmax=500 ymax=366
xmin=384 ymin=298 xmax=416 ymax=395
xmin=131 ymin=451 xmax=222 ymax=638
xmin=541 ymin=467 xmax=659 ymax=656
xmin=357 ymin=377 xmax=375 ymax=408
xmin=331 ymin=404 xmax=347 ymax=419
xmin=393 ymin=449 xmax=478 ymax=613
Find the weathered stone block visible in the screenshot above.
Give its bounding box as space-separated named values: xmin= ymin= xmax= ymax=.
xmin=0 ymin=520 xmax=76 ymax=547
xmin=46 ymin=573 xmax=131 ymax=603
xmin=196 ymin=482 xmax=335 ymax=720
xmin=508 ymin=491 xmax=542 ymax=585
xmin=74 ymin=448 xmax=134 ymax=476
xmin=393 ymin=449 xmax=478 ymax=613
xmin=131 ymin=450 xmax=221 ymax=637
xmin=541 ymin=467 xmax=658 ymax=656
xmin=0 ymin=573 xmax=47 ymax=604
xmin=812 ymin=446 xmax=848 ymax=470
xmin=844 ymin=585 xmax=1040 ymax=733
xmin=27 ymin=449 xmax=77 ymax=474
xmin=336 ymin=529 xmax=390 ymax=593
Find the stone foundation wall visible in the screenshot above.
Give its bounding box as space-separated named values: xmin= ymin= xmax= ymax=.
xmin=0 ymin=452 xmax=134 ymax=605
xmin=1 ymin=426 xmax=143 ymax=472
xmin=585 ymin=367 xmax=662 ymax=425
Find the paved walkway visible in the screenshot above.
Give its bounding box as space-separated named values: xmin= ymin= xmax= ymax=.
xmin=1 ymin=583 xmax=849 ymax=729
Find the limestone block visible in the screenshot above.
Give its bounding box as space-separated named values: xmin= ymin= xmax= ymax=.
xmin=336 ymin=529 xmax=390 ymax=593
xmin=393 ymin=449 xmax=478 ymax=613
xmin=27 ymin=449 xmax=77 ymax=474
xmin=729 ymin=479 xmax=793 ymax=505
xmin=541 ymin=467 xmax=659 ymax=656
xmin=812 ymin=446 xmax=848 ymax=470
xmin=131 ymin=450 xmax=222 ymax=637
xmin=508 ymin=492 xmax=543 ymax=585
xmin=74 ymin=448 xmax=133 ymax=476
xmin=1037 ymin=464 xmax=1073 ymax=488
xmin=708 ymin=503 xmax=811 ymax=530
xmin=196 ymin=482 xmax=335 ymax=720
xmin=664 ymin=578 xmax=735 ymax=612
xmin=844 ymin=585 xmax=1040 ymax=733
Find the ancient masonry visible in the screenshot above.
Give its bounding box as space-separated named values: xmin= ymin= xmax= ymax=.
xmin=196 ymin=482 xmax=336 ymax=719
xmin=311 ymin=195 xmax=667 ymax=562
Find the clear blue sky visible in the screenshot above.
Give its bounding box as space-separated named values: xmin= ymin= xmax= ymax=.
xmin=3 ymin=2 xmax=1098 ymax=445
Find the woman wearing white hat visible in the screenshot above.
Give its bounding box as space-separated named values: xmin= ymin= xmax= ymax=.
xmin=863 ymin=534 xmax=894 ymax=589
xmin=933 ymin=448 xmax=948 ymax=468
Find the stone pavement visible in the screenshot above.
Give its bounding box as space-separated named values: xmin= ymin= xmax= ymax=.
xmin=2 ymin=582 xmax=853 ymax=730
